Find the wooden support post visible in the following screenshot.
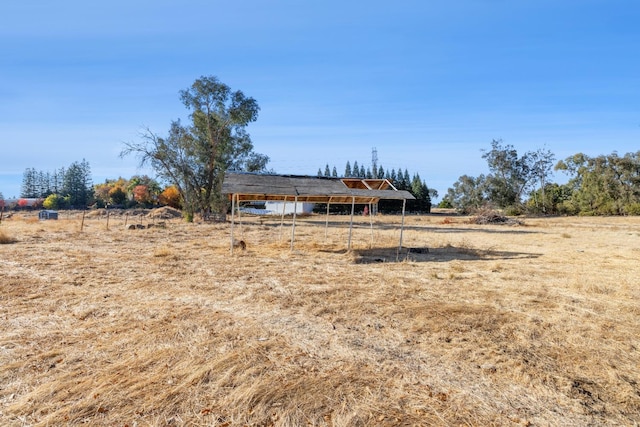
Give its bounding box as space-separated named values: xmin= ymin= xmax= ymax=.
xmin=325 ymin=199 xmax=331 ymax=240
xmin=290 ymin=196 xmax=298 ymax=251
xmin=348 ymin=196 xmax=355 ymax=251
xmin=80 ymin=210 xmax=86 ymax=232
xmin=106 ymin=210 xmax=110 ymax=230
xmin=369 ymin=202 xmax=374 ymax=248
xmin=237 ymin=194 xmax=243 ymax=237
xmin=230 ymin=193 xmax=236 ymax=254
xmin=397 ymin=198 xmax=407 ymax=260
xmin=279 ymin=196 xmax=287 ymax=242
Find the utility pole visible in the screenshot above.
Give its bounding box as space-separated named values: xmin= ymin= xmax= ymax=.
xmin=371 ymin=147 xmax=378 ymax=178
xmin=371 ymin=147 xmax=379 ymax=215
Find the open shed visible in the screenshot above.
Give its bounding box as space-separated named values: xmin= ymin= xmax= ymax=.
xmin=222 ymin=173 xmax=415 ymax=253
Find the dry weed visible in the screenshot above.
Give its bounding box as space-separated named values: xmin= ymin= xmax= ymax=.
xmin=0 ymin=229 xmax=17 ymax=244
xmin=153 ymin=245 xmax=175 ymax=258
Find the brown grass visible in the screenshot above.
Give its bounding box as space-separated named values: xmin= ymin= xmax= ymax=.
xmin=1 ymin=212 xmax=640 ymax=426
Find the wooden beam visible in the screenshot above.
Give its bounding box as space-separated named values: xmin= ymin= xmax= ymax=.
xmin=348 ymin=196 xmax=355 ymax=251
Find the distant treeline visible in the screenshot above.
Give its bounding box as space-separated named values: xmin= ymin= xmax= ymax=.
xmin=443 ymin=140 xmax=640 ymax=216
xmin=316 ymin=160 xmax=434 ymax=213
xmin=20 ymin=160 xmax=93 ymax=209
xmin=14 ymin=161 xmax=181 ymax=211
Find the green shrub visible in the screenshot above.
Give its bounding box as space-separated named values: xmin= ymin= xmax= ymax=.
xmin=624 ymin=203 xmax=640 ymax=216
xmin=503 ymin=205 xmax=523 ymax=216
xmin=43 ymin=194 xmax=64 ymax=210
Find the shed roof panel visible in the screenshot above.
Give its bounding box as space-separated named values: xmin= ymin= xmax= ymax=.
xmin=223 ymin=173 xmax=415 ymax=203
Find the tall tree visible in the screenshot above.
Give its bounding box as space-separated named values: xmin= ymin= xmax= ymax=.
xmin=446 ymin=174 xmax=488 ymax=213
xmin=344 ymin=161 xmax=352 ymax=177
xmin=21 ymin=168 xmax=38 ymax=198
xmin=481 ymin=139 xmax=535 ymax=208
xmin=411 ymin=173 xmax=431 ymax=212
xmin=63 ymin=159 xmax=93 ymax=208
xmin=389 ymin=168 xmax=397 ymax=184
xmin=38 ymin=171 xmax=52 ymax=198
xmin=51 ymin=168 xmax=65 ymax=195
xmin=121 ymin=75 xmax=268 ymax=219
xmin=528 ymin=147 xmax=556 ymax=212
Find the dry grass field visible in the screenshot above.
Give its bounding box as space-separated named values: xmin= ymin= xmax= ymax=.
xmin=1 ymin=209 xmax=639 ymax=426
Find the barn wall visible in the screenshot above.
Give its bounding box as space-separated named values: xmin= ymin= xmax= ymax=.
xmin=262 ymin=202 xmax=315 ymax=215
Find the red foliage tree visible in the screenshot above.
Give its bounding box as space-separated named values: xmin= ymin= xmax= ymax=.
xmin=133 ymin=185 xmax=153 ymax=206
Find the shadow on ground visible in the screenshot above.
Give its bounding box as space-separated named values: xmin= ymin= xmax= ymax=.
xmin=352 ymin=246 xmax=542 ymax=264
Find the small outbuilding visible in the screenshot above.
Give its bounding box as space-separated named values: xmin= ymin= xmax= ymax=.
xmin=38 ymin=210 xmax=59 ymax=220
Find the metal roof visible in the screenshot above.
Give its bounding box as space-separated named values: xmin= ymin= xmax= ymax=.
xmin=222 ymin=173 xmax=415 ymax=204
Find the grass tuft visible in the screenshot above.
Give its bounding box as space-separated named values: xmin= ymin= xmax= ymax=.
xmin=0 ymin=229 xmax=17 ymax=244
xmin=153 ymin=245 xmax=174 ymax=257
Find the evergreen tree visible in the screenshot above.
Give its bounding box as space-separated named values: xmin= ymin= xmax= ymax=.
xmin=345 ymin=161 xmax=352 ymax=177
xmin=411 ymin=173 xmax=432 ymax=212
xmin=332 ymin=166 xmax=338 ymax=177
xmin=52 ymin=168 xmax=64 ymax=195
xmin=352 ymin=161 xmax=359 ymax=178
xmin=359 ymin=165 xmax=366 ymax=178
xmin=317 ymin=168 xmax=323 ymax=177
xmin=377 ymin=165 xmax=385 ymax=179
xmin=389 ymin=168 xmax=397 ymax=184
xmin=324 ymin=164 xmax=331 ymax=177
xmin=37 ymin=171 xmax=52 ymax=198
xmin=63 ymin=159 xmax=93 ymax=208
xmin=21 ymin=168 xmax=38 ymax=198
xmin=396 ymin=169 xmax=407 ymax=190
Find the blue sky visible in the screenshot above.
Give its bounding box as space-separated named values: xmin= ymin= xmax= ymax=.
xmin=1 ymin=0 xmax=638 ymax=200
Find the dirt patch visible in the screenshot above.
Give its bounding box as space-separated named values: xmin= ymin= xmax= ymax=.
xmin=149 ymin=206 xmax=183 ymax=219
